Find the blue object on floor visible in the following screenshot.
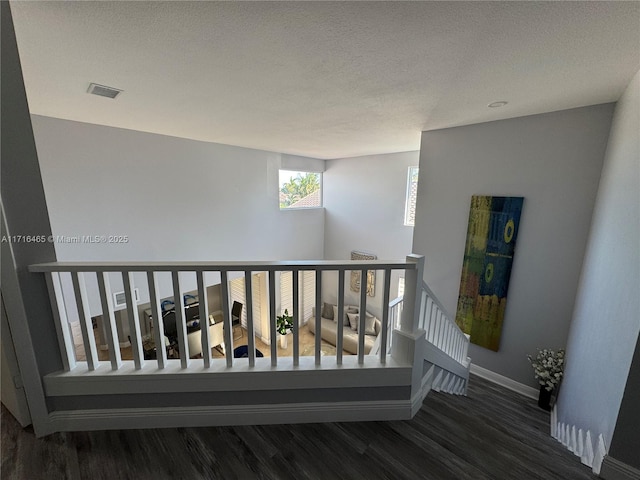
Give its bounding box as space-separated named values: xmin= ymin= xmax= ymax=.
xmin=233 ymin=345 xmax=264 ymax=358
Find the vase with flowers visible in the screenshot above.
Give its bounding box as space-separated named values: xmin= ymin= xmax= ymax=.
xmin=527 ymin=348 xmax=565 ymax=411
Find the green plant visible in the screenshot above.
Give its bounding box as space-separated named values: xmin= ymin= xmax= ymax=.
xmin=276 ymin=309 xmax=294 ymax=335
xmin=528 ymin=348 xmax=565 ymax=392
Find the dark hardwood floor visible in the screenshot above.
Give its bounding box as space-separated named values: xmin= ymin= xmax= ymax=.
xmin=1 ymin=375 xmax=596 ymax=479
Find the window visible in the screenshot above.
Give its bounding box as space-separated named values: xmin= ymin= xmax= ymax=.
xmin=404 ymin=166 xmax=419 ymax=226
xmin=279 ymin=170 xmax=322 ymax=209
xmin=398 ymin=277 xmax=405 ymax=298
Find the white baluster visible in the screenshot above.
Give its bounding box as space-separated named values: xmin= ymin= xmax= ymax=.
xmin=45 ymin=272 xmax=75 ymax=371
xmin=441 ymin=319 xmax=448 ymax=352
xmin=220 ymin=271 xmax=233 ymax=367
xmin=440 ymin=319 xmax=447 ymax=352
xmin=439 ymin=312 xmax=446 ymax=350
xmin=358 ymin=268 xmax=368 ymax=365
xmin=336 ymin=270 xmax=345 ymax=365
xmin=399 ymin=255 xmax=424 ymax=333
xmin=71 ymin=272 xmax=99 ymax=370
xmin=170 ymin=272 xmax=189 ymax=369
xmin=196 ymin=271 xmax=212 ymax=368
xmin=428 ymin=300 xmax=437 ymax=343
xmin=418 ymin=290 xmax=427 ymax=330
xmin=315 ymin=270 xmax=322 ymax=365
xmin=380 ymin=268 xmax=391 ymax=363
xmin=432 ymin=308 xmax=440 ymax=348
xmin=96 ymin=272 xmax=122 ymax=370
xmin=268 ymin=271 xmax=277 ymax=366
xmin=147 ymin=271 xmax=167 ymax=369
xmin=425 ymin=297 xmax=434 ymax=342
xmin=437 ymin=310 xmax=444 ymax=350
xmin=292 ymin=270 xmax=300 ymax=366
xmin=244 ymin=271 xmax=256 ymax=367
xmin=123 ymin=271 xmax=145 ymax=369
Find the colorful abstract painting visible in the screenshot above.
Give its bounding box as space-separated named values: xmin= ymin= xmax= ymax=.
xmin=455 ymin=196 xmax=524 ymax=351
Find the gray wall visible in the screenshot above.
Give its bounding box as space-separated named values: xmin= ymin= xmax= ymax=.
xmin=1 ymin=2 xmax=60 ymax=376
xmin=322 ymin=151 xmax=417 ymax=317
xmin=413 ymin=104 xmax=614 ymax=387
xmin=32 ymin=115 xmax=325 ymax=263
xmin=556 ymin=70 xmax=640 ymax=455
xmin=31 ymin=116 xmax=326 ymax=319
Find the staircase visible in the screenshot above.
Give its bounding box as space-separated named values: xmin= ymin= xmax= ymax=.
xmin=386 ymin=279 xmax=471 ymax=405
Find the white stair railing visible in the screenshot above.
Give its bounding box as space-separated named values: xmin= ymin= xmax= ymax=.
xmin=30 ymin=260 xmax=417 ymax=374
xmin=419 ymin=281 xmax=470 ymax=366
xmin=384 ymin=295 xmax=404 ymax=354
xmin=387 ymin=281 xmax=470 ymax=367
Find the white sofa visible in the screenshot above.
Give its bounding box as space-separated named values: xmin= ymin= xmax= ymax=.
xmin=307 ymin=303 xmax=381 ymax=355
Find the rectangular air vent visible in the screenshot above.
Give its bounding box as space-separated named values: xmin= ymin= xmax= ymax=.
xmin=113 ymin=288 xmax=139 ymax=307
xmin=87 ymin=83 xmax=122 ymax=99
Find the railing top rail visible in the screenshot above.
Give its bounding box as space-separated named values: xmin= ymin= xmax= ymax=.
xmin=29 ymin=259 xmax=415 ymax=273
xmin=421 ymin=280 xmax=456 ymax=325
xmin=388 ymin=295 xmax=404 ymax=308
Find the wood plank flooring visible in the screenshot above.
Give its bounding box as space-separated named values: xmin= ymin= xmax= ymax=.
xmin=1 ymin=375 xmax=597 ymax=479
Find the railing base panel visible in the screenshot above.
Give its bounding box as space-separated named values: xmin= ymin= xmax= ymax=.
xmin=44 ymin=356 xmax=412 ymax=397
xmin=42 ymin=399 xmax=416 ymax=435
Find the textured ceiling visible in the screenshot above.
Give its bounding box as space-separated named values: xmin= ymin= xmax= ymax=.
xmin=10 ymin=1 xmax=640 ymax=159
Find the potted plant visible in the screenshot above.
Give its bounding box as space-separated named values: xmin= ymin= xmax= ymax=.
xmin=276 ymin=309 xmax=294 ymax=348
xmin=527 ymin=348 xmax=565 ymax=410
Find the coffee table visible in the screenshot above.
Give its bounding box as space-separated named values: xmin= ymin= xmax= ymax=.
xmin=301 ymin=343 xmax=337 ymax=357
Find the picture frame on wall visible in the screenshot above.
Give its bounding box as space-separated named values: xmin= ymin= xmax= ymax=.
xmin=350 ymin=250 xmax=376 ymax=297
xmin=455 ymin=195 xmax=524 ymax=351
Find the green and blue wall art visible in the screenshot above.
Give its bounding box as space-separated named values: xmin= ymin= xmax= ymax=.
xmin=455 ymin=195 xmax=524 ymax=351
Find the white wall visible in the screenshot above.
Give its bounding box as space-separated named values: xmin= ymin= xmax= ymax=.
xmin=413 ymin=104 xmax=615 ymax=387
xmin=323 ymin=151 xmax=417 ymax=317
xmin=556 ymin=71 xmax=640 ymax=455
xmin=31 ymin=115 xmax=325 ymax=317
xmin=32 ymin=115 xmax=325 ymax=263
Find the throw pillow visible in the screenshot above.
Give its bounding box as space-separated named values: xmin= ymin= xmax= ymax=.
xmin=364 ymin=314 xmax=377 ymax=336
xmin=346 ymin=312 xmax=359 ymax=331
xmin=344 ymin=305 xmax=358 ymax=326
xmin=322 ymin=302 xmax=335 ymax=320
xmin=332 ymin=305 xmax=338 ymax=323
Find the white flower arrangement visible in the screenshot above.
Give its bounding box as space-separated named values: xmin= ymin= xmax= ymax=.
xmin=527 ymin=348 xmax=565 ymax=392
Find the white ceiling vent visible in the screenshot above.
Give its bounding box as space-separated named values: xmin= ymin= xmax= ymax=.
xmin=87 ymin=83 xmax=122 ymax=99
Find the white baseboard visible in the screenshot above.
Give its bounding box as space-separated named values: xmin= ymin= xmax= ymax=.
xmin=600 ymin=455 xmax=640 ymax=480
xmin=469 ymin=363 xmax=538 ymax=399
xmin=410 ymin=366 xmax=435 ymax=415
xmin=46 ymin=399 xmax=413 ymax=434
xmin=551 ymin=404 xmax=608 ymax=475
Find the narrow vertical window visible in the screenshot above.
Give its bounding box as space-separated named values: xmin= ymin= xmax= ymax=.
xmin=398 ymin=277 xmax=405 ymax=298
xmin=404 ymin=166 xmax=419 ymax=226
